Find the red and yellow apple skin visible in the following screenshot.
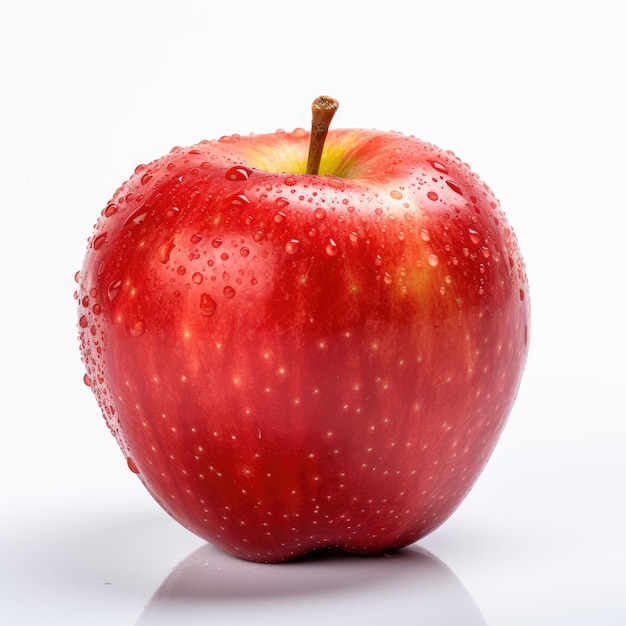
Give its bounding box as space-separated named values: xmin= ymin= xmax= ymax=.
xmin=76 ymin=128 xmax=529 ymax=562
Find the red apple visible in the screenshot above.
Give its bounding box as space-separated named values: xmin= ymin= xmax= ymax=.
xmin=76 ymin=97 xmax=529 ymax=562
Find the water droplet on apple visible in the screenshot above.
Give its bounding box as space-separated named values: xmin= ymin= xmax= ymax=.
xmin=225 ymin=166 xmax=253 ymax=181
xmin=79 ymin=315 xmax=89 ymax=329
xmin=122 ymin=206 xmax=149 ymax=229
xmin=431 ymin=161 xmax=448 ymax=174
xmin=428 ymin=254 xmax=439 ymax=267
xmin=212 ymin=238 xmax=223 ymax=248
xmin=383 ymin=272 xmax=393 ymax=285
xmin=223 ymin=285 xmax=236 ymax=299
xmin=140 ymin=172 xmax=153 ymax=185
xmin=446 ymin=180 xmax=463 ymax=195
xmin=192 ymin=272 xmax=203 ymax=284
xmin=468 ymin=228 xmax=482 ymax=245
xmin=284 ymin=176 xmax=297 ymax=186
xmin=107 ymin=279 xmax=121 ymax=301
xmin=291 ymin=127 xmax=307 ymax=138
xmin=129 ymin=319 xmax=145 ymax=336
xmin=328 ymin=177 xmax=345 ymax=190
xmin=285 ymin=239 xmax=300 ymax=254
xmin=274 ymin=211 xmax=287 ymax=223
xmin=240 ymin=247 xmax=250 ymax=257
xmin=127 ymin=457 xmax=140 ymax=474
xmin=420 ymin=228 xmax=430 ymax=241
xmin=83 ymin=373 xmax=93 ymax=387
xmin=157 ymin=240 xmax=175 ymax=264
xmin=93 ymin=233 xmax=107 ymax=250
xmin=390 ymin=189 xmax=403 ymax=200
xmin=275 ymin=197 xmax=290 ymax=209
xmin=228 ymin=193 xmax=251 ymax=207
xmin=92 ymin=303 xmax=102 ymax=315
xmin=177 ymin=265 xmax=186 ymax=276
xmin=104 ymin=203 xmax=118 ymax=217
xmin=325 ymin=239 xmax=339 ymax=256
xmin=191 ymin=233 xmax=202 ymax=244
xmin=253 ymin=231 xmax=264 ymax=242
xmin=200 ymin=293 xmax=217 ymax=316
xmin=314 ymin=208 xmax=326 ymax=221
xmin=427 ymin=191 xmax=439 ymax=201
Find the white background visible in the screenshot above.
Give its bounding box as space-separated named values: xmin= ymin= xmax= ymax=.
xmin=1 ymin=1 xmax=625 ymax=624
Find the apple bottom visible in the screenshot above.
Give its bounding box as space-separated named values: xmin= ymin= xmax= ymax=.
xmin=108 ymin=320 xmax=512 ymax=563
xmin=139 ymin=419 xmax=493 ymax=564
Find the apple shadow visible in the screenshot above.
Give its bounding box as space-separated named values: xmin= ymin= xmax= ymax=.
xmin=135 ymin=542 xmax=487 ymax=625
xmin=5 ymin=503 xmax=487 ymax=626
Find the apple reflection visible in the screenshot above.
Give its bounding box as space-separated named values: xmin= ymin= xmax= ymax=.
xmin=136 ymin=543 xmax=486 ymax=625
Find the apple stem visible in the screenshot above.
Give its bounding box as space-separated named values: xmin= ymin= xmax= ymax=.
xmin=306 ymin=96 xmax=339 ymax=176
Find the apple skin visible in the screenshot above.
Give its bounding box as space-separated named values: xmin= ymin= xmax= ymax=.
xmin=76 ymin=127 xmax=529 ymax=562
